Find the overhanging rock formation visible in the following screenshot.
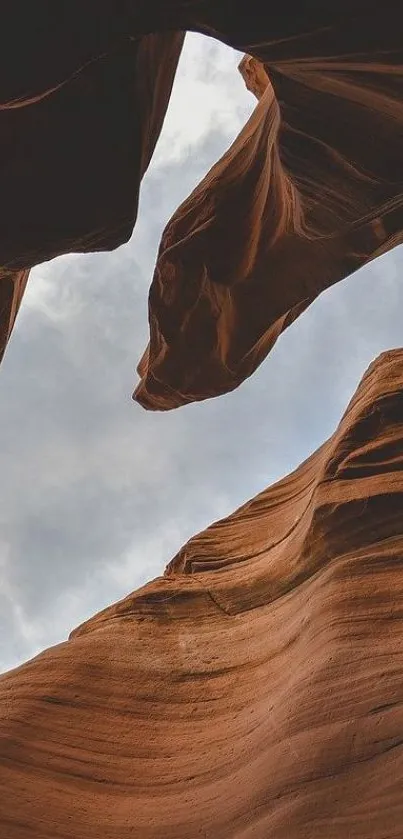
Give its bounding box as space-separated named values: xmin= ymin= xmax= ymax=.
xmin=134 ymin=40 xmax=403 ymax=409
xmin=1 ymin=4 xmax=402 ymax=407
xmin=1 ymin=350 xmax=402 ymax=837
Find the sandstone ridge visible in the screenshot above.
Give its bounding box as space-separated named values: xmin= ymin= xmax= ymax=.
xmin=1 ymin=350 xmax=402 ymax=837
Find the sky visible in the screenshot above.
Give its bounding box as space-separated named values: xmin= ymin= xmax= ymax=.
xmin=1 ymin=34 xmax=402 ymax=674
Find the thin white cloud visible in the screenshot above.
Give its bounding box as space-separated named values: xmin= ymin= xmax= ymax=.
xmin=151 ymin=33 xmax=254 ymax=167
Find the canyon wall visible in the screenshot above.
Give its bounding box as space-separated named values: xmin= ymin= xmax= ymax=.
xmin=1 ymin=350 xmax=402 ymax=837
xmin=0 ymin=5 xmax=401 ymax=408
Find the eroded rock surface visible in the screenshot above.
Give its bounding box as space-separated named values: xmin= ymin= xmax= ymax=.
xmin=134 ymin=27 xmax=403 ymax=408
xmin=1 ymin=5 xmax=402 ymax=402
xmin=1 ymin=350 xmax=402 ymax=837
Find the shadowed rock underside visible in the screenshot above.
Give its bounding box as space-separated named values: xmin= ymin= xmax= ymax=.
xmin=0 ymin=3 xmax=402 ymax=409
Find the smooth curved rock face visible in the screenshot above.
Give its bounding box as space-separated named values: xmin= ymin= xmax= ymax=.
xmin=134 ymin=16 xmax=403 ymax=408
xmin=1 ymin=4 xmax=402 ymax=399
xmin=1 ymin=350 xmax=402 ymax=837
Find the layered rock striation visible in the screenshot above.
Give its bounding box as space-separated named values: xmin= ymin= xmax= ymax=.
xmin=1 ymin=350 xmax=402 ymax=837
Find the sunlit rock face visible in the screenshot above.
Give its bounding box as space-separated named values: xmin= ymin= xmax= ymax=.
xmin=1 ymin=350 xmax=402 ymax=838
xmin=1 ymin=4 xmax=402 ymax=404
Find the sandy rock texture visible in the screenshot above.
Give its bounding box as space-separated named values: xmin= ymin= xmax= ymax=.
xmin=1 ymin=4 xmax=402 ymax=403
xmin=1 ymin=349 xmax=402 ymax=838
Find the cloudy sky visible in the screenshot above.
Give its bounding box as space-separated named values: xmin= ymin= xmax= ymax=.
xmin=1 ymin=34 xmax=402 ymax=674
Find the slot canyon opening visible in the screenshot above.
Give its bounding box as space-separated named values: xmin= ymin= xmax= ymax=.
xmin=0 ymin=33 xmax=402 ymax=674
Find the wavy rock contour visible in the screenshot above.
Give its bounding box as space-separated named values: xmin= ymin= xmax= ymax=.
xmin=135 ymin=31 xmax=403 ymax=408
xmin=1 ymin=5 xmax=402 ymax=407
xmin=1 ymin=350 xmax=402 ymax=837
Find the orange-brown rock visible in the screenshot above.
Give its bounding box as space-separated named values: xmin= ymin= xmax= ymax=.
xmin=134 ymin=17 xmax=403 ymax=408
xmin=1 ymin=5 xmax=402 ymax=401
xmin=0 ymin=269 xmax=29 ymax=364
xmin=1 ymin=349 xmax=402 ymax=837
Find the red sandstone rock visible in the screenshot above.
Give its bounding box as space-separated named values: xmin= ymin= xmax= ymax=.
xmin=0 ymin=269 xmax=29 ymax=363
xmin=1 ymin=350 xmax=402 ymax=837
xmin=134 ymin=27 xmax=403 ymax=408
xmin=1 ymin=5 xmax=402 ymax=399
xmin=2 ymin=9 xmax=403 ymax=836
